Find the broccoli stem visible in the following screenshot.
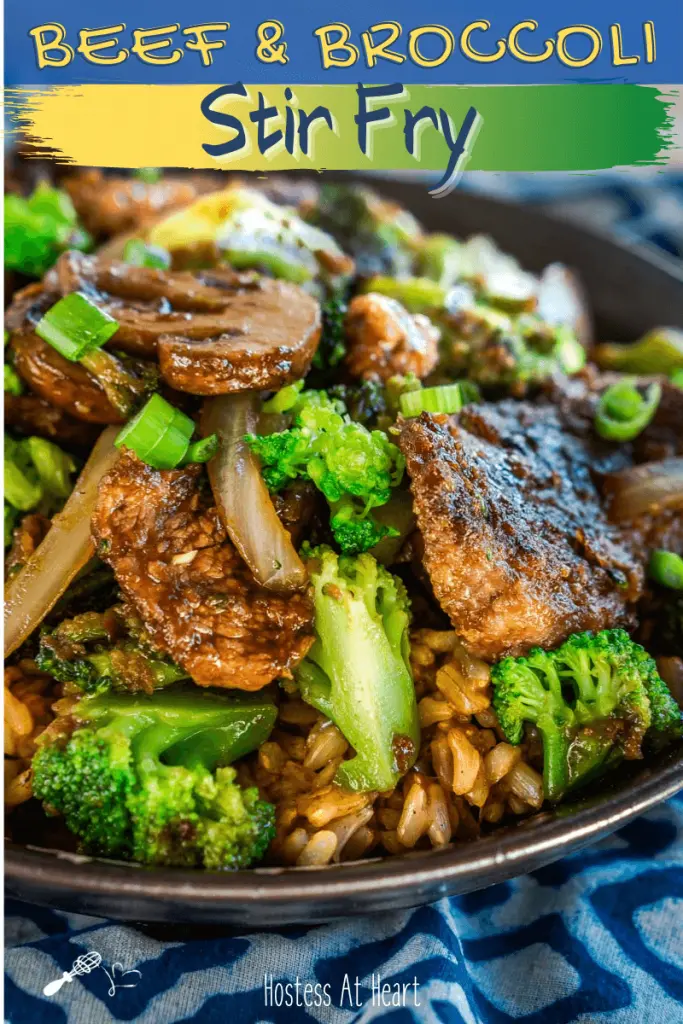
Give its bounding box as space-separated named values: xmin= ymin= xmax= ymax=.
xmin=537 ymin=718 xmax=570 ymax=801
xmin=297 ymin=547 xmax=419 ymax=792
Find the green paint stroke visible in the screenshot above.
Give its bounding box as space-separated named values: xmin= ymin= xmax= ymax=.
xmin=235 ymin=83 xmax=675 ymax=172
xmin=375 ymin=83 xmax=676 ymax=172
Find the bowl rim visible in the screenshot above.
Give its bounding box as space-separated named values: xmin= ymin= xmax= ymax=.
xmin=6 ymin=748 xmax=683 ymax=915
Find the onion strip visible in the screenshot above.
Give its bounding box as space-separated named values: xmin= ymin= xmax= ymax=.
xmin=4 ymin=426 xmax=120 ymax=658
xmin=201 ymin=393 xmax=307 ymax=591
xmin=604 ymin=457 xmax=683 ymax=522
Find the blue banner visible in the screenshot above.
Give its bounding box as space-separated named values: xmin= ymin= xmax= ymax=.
xmin=6 ymin=0 xmax=683 ymax=86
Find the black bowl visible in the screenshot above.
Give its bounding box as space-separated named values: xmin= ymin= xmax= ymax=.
xmin=5 ymin=177 xmax=683 ymax=925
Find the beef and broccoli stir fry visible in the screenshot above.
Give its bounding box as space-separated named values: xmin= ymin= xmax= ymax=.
xmin=4 ymin=166 xmax=682 ymax=872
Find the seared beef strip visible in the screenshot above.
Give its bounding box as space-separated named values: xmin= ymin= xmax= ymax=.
xmin=345 ymin=293 xmax=439 ymax=382
xmin=91 ymin=451 xmax=314 ymax=690
xmin=64 ymin=169 xmax=219 ymax=239
xmin=545 ymin=370 xmax=683 ymax=557
xmin=399 ymin=403 xmax=643 ymax=660
xmin=270 ymin=481 xmax=324 ymax=547
xmin=545 ymin=368 xmax=683 ymax=464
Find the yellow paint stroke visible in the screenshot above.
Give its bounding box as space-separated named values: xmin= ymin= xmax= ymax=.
xmin=4 ymin=85 xmax=359 ymax=169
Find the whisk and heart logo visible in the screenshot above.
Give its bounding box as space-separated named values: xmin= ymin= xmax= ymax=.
xmin=42 ymin=951 xmax=142 ymax=998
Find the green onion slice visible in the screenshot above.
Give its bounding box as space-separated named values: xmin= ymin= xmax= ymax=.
xmin=649 ymin=549 xmax=683 ymax=590
xmin=123 ymin=239 xmax=171 ymax=270
xmin=594 ymin=378 xmax=661 ymax=442
xmin=399 ymin=382 xmax=480 ymax=418
xmin=180 ymin=435 xmax=219 ymax=466
xmin=262 ymin=380 xmax=304 ymax=414
xmin=4 ymin=364 xmax=23 ymax=396
xmin=35 ymin=292 xmax=119 ymax=362
xmin=671 ymin=368 xmax=683 ymax=390
xmin=134 ymin=168 xmax=162 ymax=184
xmin=115 ymin=394 xmax=195 ymax=469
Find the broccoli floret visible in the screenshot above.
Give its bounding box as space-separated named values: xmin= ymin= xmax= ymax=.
xmin=4 ymin=183 xmax=92 ymax=279
xmin=492 ymin=629 xmax=681 ymax=802
xmin=366 ymin=262 xmax=586 ymax=394
xmin=446 ymin=301 xmax=585 ymax=394
xmin=416 ymin=234 xmax=462 ymax=290
xmin=32 ymin=688 xmax=277 ymax=868
xmin=312 ymin=293 xmax=348 ymax=372
xmin=327 ymin=379 xmax=388 ymax=428
xmin=4 ymin=434 xmax=76 ymax=549
xmin=37 ymin=607 xmax=188 ymax=694
xmin=246 ymin=388 xmax=405 ymax=554
xmin=329 ymin=495 xmax=397 ymax=555
xmin=305 ymin=183 xmax=421 ymax=278
xmin=295 ymin=546 xmax=419 ymax=792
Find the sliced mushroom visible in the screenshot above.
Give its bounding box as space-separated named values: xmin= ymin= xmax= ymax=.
xmin=157 ymin=276 xmax=321 ymax=394
xmin=46 ymin=250 xmax=262 ymax=359
xmin=10 ymin=331 xmax=125 ymax=424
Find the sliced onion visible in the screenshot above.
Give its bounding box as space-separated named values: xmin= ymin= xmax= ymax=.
xmin=537 ymin=263 xmax=593 ymax=347
xmin=604 ymin=457 xmax=683 ymax=522
xmin=201 ymin=393 xmax=307 ymax=591
xmin=4 ymin=426 xmax=120 ymax=658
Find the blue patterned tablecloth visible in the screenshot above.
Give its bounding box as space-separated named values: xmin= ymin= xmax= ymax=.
xmin=5 ymin=172 xmax=683 ymax=1024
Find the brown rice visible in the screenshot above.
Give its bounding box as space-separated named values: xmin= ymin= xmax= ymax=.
xmin=240 ymin=627 xmax=546 ymax=866
xmin=4 ymin=626 xmax=546 ymax=865
xmin=4 ymin=663 xmax=59 ymax=809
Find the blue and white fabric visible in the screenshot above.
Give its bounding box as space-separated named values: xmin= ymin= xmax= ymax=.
xmin=5 ymin=793 xmax=683 ymax=1023
xmin=5 ymin=172 xmax=683 ymax=1024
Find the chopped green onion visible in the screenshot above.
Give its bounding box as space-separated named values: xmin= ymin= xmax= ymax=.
xmin=35 ymin=292 xmax=119 ymax=362
xmin=28 ymin=182 xmax=77 ymax=224
xmin=180 ymin=435 xmax=219 ymax=466
xmin=363 ymin=275 xmax=446 ymax=314
xmin=4 ymin=456 xmax=43 ymax=511
xmin=123 ymin=239 xmax=171 ymax=270
xmin=417 ymin=234 xmax=462 ymax=289
xmin=134 ymin=168 xmax=162 ymax=184
xmin=263 ymin=380 xmax=305 ymax=414
xmin=594 ymin=378 xmax=661 ymax=442
xmin=671 ymin=368 xmax=683 ymax=389
xmin=115 ymin=394 xmax=196 ymax=470
xmin=594 ymin=329 xmax=683 ymax=375
xmin=4 ymin=364 xmax=23 ymax=396
xmin=649 ymin=549 xmax=683 ymax=590
xmin=399 ymin=382 xmax=480 ymax=418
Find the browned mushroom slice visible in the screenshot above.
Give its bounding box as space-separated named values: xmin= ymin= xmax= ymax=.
xmin=10 ymin=331 xmax=125 ymax=424
xmin=46 ymin=251 xmax=262 ymax=359
xmin=157 ymin=278 xmax=321 ymax=395
xmin=6 ymin=269 xmax=155 ymax=424
xmin=5 ymin=392 xmax=102 ymax=448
